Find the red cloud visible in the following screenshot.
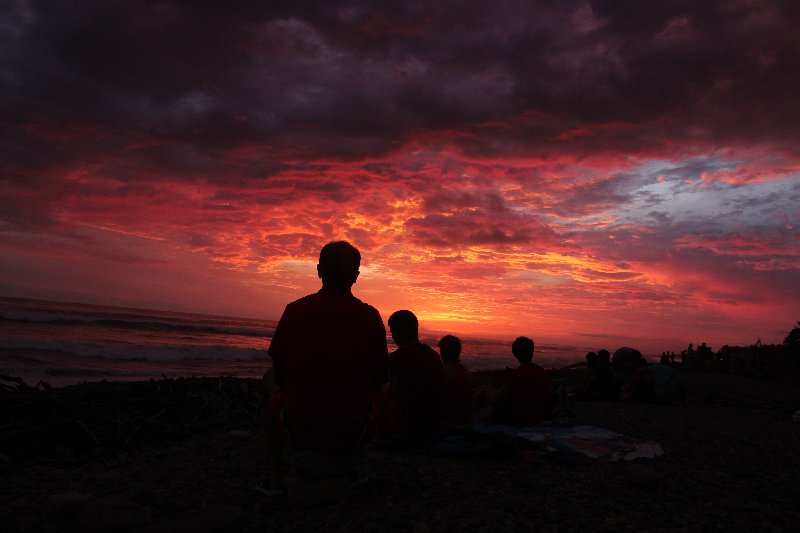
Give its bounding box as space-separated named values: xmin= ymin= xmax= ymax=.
xmin=3 ymin=0 xmax=800 ymax=350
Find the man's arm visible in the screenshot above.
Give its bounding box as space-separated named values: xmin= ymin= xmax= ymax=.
xmin=372 ymin=310 xmax=390 ymax=387
xmin=489 ymin=373 xmax=514 ymax=422
xmin=267 ymin=305 xmax=292 ymax=387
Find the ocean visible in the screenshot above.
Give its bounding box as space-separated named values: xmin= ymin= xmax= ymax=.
xmin=0 ymin=296 xmax=588 ymax=387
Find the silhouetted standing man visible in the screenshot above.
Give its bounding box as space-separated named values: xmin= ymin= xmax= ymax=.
xmin=263 ymin=241 xmax=389 ymax=491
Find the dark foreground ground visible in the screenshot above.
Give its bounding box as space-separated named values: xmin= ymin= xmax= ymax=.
xmin=2 ymin=367 xmax=800 ymax=532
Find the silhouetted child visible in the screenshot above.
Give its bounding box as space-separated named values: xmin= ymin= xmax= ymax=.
xmin=574 ymin=351 xmax=598 ymax=398
xmin=438 ymin=335 xmax=472 ymax=428
xmin=381 ymin=310 xmax=444 ymax=443
xmin=489 ymin=336 xmax=551 ymax=426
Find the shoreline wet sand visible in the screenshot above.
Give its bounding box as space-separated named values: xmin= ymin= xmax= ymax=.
xmin=3 ymin=366 xmax=800 ymax=532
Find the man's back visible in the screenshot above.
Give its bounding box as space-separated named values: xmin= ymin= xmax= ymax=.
xmin=386 ymin=342 xmax=444 ymax=439
xmin=442 ymin=361 xmax=472 ymax=427
xmin=502 ymin=362 xmax=550 ymax=426
xmin=268 ymin=287 xmax=389 ymax=450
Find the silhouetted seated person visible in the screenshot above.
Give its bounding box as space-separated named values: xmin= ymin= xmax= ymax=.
xmin=575 ymin=348 xmax=619 ymax=401
xmin=612 ymin=346 xmax=643 ymax=385
xmin=381 ymin=310 xmax=444 ymax=444
xmin=718 ymin=345 xmax=732 ymax=373
xmin=623 ymin=358 xmax=684 ymax=404
xmin=695 ymin=342 xmax=714 ymax=370
xmin=438 ymin=335 xmax=472 ymax=428
xmin=574 ymin=351 xmax=598 ymax=397
xmin=487 ymin=336 xmax=551 ymax=426
xmin=262 ymin=241 xmax=389 ymax=494
xmin=596 ymin=348 xmax=619 ymax=400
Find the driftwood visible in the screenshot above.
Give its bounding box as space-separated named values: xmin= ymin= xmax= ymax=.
xmin=0 ymin=376 xmax=262 ymax=462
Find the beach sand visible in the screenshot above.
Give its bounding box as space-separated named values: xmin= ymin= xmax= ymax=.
xmin=2 ymin=367 xmax=800 ymax=532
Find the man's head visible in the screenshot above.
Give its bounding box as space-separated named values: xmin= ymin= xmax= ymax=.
xmin=317 ymin=241 xmax=360 ymax=289
xmin=511 ymin=336 xmax=534 ymax=364
xmin=438 ymin=335 xmax=462 ymax=363
xmin=388 ymin=310 xmax=419 ymax=347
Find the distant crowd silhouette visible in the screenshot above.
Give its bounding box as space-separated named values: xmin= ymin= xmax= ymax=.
xmin=575 ymin=347 xmax=683 ymax=404
xmin=258 ymin=241 xmax=685 ymax=498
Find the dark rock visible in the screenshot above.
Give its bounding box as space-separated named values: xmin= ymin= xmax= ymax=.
xmin=50 ymin=491 xmax=92 ymax=516
xmin=92 ymin=447 xmax=114 ymax=460
xmin=623 ymin=463 xmax=661 ymax=490
xmin=133 ymin=504 xmax=244 ymax=533
xmin=75 ymin=498 xmax=152 ymax=532
xmin=94 ymin=471 xmax=118 ymax=485
xmin=126 ymin=482 xmax=156 ymax=505
xmin=51 ymin=446 xmax=77 ymax=461
xmin=286 ymin=475 xmax=350 ymax=506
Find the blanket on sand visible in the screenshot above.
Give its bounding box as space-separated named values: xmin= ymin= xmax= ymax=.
xmin=432 ymin=424 xmax=664 ymax=463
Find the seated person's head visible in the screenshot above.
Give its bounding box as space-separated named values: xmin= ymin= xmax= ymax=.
xmin=388 ymin=310 xmax=419 ymax=346
xmin=597 ymin=349 xmax=610 ymax=364
xmin=612 ymin=347 xmax=643 ymax=378
xmin=438 ymin=335 xmax=462 ymax=363
xmin=511 ymin=336 xmax=535 ymax=364
xmin=317 ymin=241 xmax=360 ymax=289
xmin=586 ymin=351 xmax=598 ymax=367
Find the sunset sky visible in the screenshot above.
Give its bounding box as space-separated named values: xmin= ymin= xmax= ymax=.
xmin=2 ymin=0 xmax=799 ymax=352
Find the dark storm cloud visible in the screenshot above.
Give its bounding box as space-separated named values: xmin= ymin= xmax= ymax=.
xmin=405 ymin=205 xmax=556 ymax=248
xmin=2 ymin=0 xmax=798 ymax=347
xmin=422 ymin=189 xmax=512 ymax=215
xmin=4 ymin=0 xmax=800 ymax=179
xmin=405 ymin=212 xmax=551 ymax=247
xmin=545 ymin=172 xmax=640 ymax=217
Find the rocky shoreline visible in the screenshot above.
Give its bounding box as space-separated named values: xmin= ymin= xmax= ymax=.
xmin=2 ymin=367 xmax=800 ymax=532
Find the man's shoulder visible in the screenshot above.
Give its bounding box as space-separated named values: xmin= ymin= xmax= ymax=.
xmin=443 ymin=361 xmax=471 ymax=380
xmin=281 ymin=293 xmax=317 ymax=317
xmin=284 ymin=292 xmax=383 ymax=332
xmin=394 ymin=342 xmax=437 ymax=355
xmin=287 ymin=292 xmax=318 ymax=306
xmin=287 ymin=290 xmax=377 ymax=311
xmin=395 ymin=344 xmax=442 ymax=369
xmin=529 ymin=363 xmax=548 ymax=378
xmin=346 ymin=296 xmax=384 ymax=325
xmin=350 ymin=294 xmax=381 ymax=315
xmin=421 ymin=343 xmax=440 ymax=358
xmin=512 ymin=362 xmax=547 ymax=379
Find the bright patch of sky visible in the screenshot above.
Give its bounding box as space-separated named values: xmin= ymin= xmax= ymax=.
xmin=610 ymin=158 xmax=800 ymax=231
xmin=506 ymin=268 xmax=570 ymax=287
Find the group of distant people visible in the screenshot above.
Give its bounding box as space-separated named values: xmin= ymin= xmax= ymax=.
xmin=660 ymin=342 xmax=729 ymax=371
xmin=259 ymin=241 xmax=554 ymax=493
xmin=574 ymin=346 xmax=683 ymax=404
xmin=679 ymin=342 xmax=715 ymax=369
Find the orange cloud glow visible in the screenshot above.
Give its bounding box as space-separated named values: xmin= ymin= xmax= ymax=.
xmin=2 ymin=1 xmax=800 ymax=355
